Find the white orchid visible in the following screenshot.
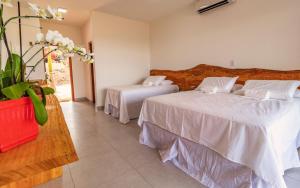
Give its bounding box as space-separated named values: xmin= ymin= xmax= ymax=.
xmin=28 ymin=3 xmax=39 ymax=13
xmin=47 ymin=6 xmax=63 ymax=21
xmin=0 ymin=0 xmax=93 ymax=92
xmin=53 ymin=36 xmax=63 ymax=45
xmin=80 ymin=53 xmax=94 ymax=64
xmin=40 ymin=30 xmax=93 ymax=63
xmin=45 ymin=30 xmax=55 ymax=43
xmin=64 ymin=53 xmax=74 ymax=58
xmin=73 ymin=46 xmax=88 ymax=56
xmin=64 ymin=38 xmax=75 ymax=51
xmin=79 ymin=47 xmax=87 ymax=55
xmin=0 ymin=0 xmax=13 ymax=8
xmin=28 ymin=3 xmax=48 ymax=19
xmin=35 ymin=33 xmax=44 ymax=43
xmin=45 ymin=30 xmax=63 ymax=44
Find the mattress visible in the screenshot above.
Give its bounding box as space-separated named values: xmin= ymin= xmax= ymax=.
xmin=104 ymin=84 xmax=179 ymax=124
xmin=138 ymin=91 xmax=300 ymax=188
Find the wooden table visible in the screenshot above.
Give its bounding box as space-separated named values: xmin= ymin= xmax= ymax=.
xmin=0 ymin=95 xmax=78 ymax=188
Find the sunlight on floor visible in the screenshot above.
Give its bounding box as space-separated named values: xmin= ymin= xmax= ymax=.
xmin=55 ymin=84 xmax=72 ymax=102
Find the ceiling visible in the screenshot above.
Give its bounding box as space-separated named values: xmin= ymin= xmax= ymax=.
xmin=19 ymin=0 xmax=195 ymax=26
xmin=98 ymin=0 xmax=195 ymax=22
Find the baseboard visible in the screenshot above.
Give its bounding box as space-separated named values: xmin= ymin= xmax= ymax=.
xmin=74 ymin=97 xmax=89 ymax=102
xmin=96 ymin=106 xmax=104 ymax=111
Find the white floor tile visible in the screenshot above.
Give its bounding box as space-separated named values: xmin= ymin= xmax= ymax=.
xmin=69 ymin=149 xmax=133 ymax=187
xmin=98 ymin=170 xmax=152 ymax=188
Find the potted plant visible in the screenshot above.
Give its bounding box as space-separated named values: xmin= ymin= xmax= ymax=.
xmin=0 ymin=0 xmax=94 ymax=152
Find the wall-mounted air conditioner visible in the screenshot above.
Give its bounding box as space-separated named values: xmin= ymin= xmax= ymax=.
xmin=195 ymin=0 xmax=235 ymax=14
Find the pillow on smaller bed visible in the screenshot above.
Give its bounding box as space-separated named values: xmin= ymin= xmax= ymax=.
xmin=160 ymin=80 xmax=173 ymax=86
xmin=196 ymin=77 xmax=238 ymax=93
xmin=143 ymin=76 xmax=166 ymax=86
xmin=241 ymin=80 xmax=300 ymax=100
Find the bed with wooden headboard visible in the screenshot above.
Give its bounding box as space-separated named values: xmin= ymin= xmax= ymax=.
xmin=150 ymin=64 xmax=300 ymax=91
xmin=145 ymin=64 xmax=300 ymax=188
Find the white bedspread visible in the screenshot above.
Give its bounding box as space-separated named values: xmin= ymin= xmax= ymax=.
xmin=138 ymin=91 xmax=300 ymax=188
xmin=104 ymin=85 xmax=179 ymax=124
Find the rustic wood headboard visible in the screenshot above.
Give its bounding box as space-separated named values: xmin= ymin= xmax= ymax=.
xmin=151 ymin=64 xmax=300 ymax=91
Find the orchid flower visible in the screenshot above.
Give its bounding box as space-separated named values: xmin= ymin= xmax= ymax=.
xmin=45 ymin=30 xmax=63 ymax=44
xmin=47 ymin=6 xmax=63 ymax=21
xmin=0 ymin=0 xmax=13 ymax=8
xmin=42 ymin=30 xmax=94 ymax=63
xmin=64 ymin=38 xmax=75 ymax=51
xmin=28 ymin=3 xmax=48 ymax=19
xmin=35 ymin=33 xmax=44 ymax=43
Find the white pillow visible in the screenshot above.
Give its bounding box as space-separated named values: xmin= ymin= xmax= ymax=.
xmin=160 ymin=80 xmax=173 ymax=86
xmin=242 ymin=80 xmax=300 ymax=100
xmin=143 ymin=76 xmax=166 ymax=86
xmin=233 ymin=89 xmax=245 ymax=96
xmin=295 ymin=90 xmax=300 ymax=98
xmin=244 ymin=89 xmax=271 ymax=100
xmin=196 ymin=77 xmax=239 ymax=93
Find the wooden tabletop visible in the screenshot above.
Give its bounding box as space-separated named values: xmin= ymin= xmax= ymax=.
xmin=0 ymin=95 xmax=78 ymax=187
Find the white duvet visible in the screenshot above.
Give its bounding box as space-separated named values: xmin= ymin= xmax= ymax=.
xmin=104 ymin=85 xmax=179 ymax=124
xmin=138 ymin=91 xmax=300 ymax=188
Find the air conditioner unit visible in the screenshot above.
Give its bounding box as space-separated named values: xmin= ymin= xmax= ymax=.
xmin=195 ymin=0 xmax=234 ymax=14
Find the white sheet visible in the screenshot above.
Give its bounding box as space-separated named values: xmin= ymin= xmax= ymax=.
xmin=140 ymin=121 xmax=273 ymax=188
xmin=104 ymin=85 xmax=179 ymax=124
xmin=138 ymin=91 xmax=300 ymax=188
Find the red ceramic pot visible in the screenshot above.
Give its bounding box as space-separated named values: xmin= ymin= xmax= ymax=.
xmin=0 ymin=97 xmax=39 ymax=152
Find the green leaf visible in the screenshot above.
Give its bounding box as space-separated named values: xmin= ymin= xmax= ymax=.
xmin=26 ymin=88 xmax=48 ymax=126
xmin=5 ymin=53 xmax=23 ymax=83
xmin=42 ymin=87 xmax=55 ymax=95
xmin=0 ymin=70 xmax=12 ymax=89
xmin=1 ymin=82 xmax=30 ymax=99
xmin=41 ymin=87 xmax=46 ymax=106
xmin=33 ymin=85 xmax=47 ymax=106
xmin=41 ymin=87 xmax=55 ymax=106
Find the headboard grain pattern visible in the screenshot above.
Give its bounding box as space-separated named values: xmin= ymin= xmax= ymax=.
xmin=151 ymin=64 xmax=300 ymax=91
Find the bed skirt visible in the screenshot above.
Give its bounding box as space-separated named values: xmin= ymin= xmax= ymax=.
xmin=105 ymin=104 xmax=120 ymax=119
xmin=139 ymin=122 xmax=273 ymax=188
xmin=105 ymin=104 xmax=139 ymax=122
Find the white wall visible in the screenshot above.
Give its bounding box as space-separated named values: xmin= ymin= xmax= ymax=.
xmin=90 ymin=12 xmax=150 ymax=107
xmin=81 ymin=18 xmax=94 ymax=101
xmin=41 ymin=21 xmax=87 ymax=99
xmin=150 ymin=0 xmax=300 ymax=70
xmin=2 ymin=6 xmax=44 ymax=80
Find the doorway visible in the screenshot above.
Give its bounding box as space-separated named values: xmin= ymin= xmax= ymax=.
xmin=44 ymin=47 xmax=75 ymax=102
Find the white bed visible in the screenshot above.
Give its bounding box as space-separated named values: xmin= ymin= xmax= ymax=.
xmin=104 ymin=84 xmax=179 ymax=124
xmin=138 ymin=91 xmax=300 ymax=188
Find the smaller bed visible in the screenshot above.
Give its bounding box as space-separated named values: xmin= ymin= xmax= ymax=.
xmin=104 ymin=84 xmax=179 ymax=124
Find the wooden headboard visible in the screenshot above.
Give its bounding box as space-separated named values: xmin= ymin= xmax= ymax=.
xmin=151 ymin=64 xmax=300 ymax=91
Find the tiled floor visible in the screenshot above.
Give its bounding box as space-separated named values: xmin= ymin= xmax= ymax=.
xmin=36 ymin=101 xmax=300 ymax=188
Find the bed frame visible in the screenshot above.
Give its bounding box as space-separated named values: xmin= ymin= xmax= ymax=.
xmin=150 ymin=64 xmax=300 ymax=91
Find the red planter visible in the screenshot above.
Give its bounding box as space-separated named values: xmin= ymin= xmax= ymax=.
xmin=0 ymin=97 xmax=39 ymax=152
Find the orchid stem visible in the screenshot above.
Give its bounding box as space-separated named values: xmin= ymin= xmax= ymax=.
xmin=4 ymin=15 xmax=51 ymax=27
xmin=0 ymin=6 xmax=15 ymax=84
